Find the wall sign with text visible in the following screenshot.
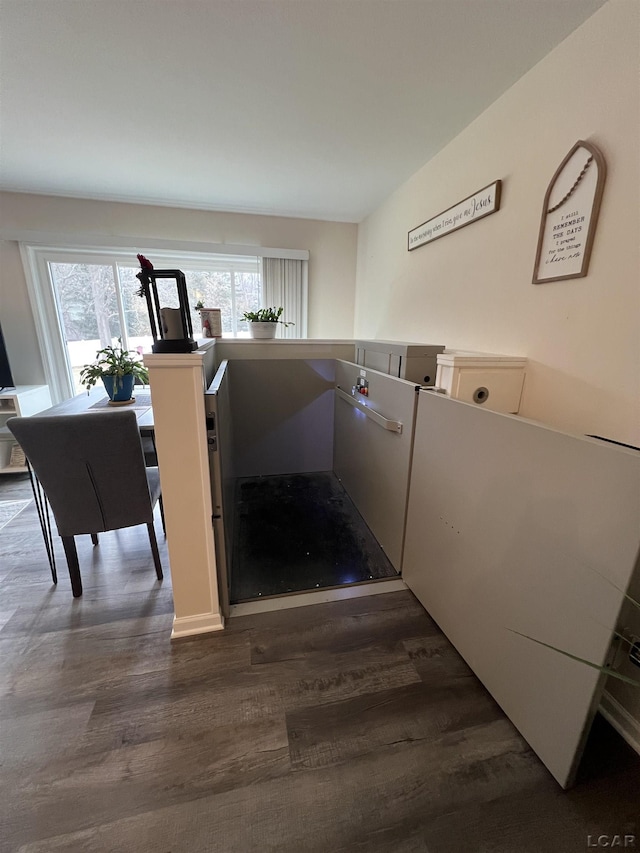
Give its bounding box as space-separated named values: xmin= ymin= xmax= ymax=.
xmin=532 ymin=140 xmax=606 ymax=284
xmin=408 ymin=180 xmax=501 ymax=251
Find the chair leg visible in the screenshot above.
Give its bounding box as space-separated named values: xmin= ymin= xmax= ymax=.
xmin=27 ymin=460 xmax=57 ymax=584
xmin=159 ymin=495 xmax=166 ymax=535
xmin=61 ymin=536 xmax=83 ymax=597
xmin=147 ymin=522 xmax=163 ymax=580
xmin=91 ymin=533 xmax=99 ymax=545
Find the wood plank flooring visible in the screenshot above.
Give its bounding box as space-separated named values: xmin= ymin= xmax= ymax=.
xmin=1 ymin=473 xmax=639 ymax=852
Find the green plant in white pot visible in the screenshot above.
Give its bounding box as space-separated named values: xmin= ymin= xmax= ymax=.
xmin=241 ymin=307 xmax=294 ymax=339
xmin=79 ymin=340 xmax=149 ymax=403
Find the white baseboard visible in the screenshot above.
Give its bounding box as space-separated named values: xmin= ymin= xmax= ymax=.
xmin=600 ymin=690 xmax=640 ymax=756
xmin=171 ymin=611 xmax=225 ymax=639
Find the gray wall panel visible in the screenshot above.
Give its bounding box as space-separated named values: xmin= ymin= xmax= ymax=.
xmin=403 ymin=391 xmax=640 ymax=788
xmin=229 ymin=359 xmax=335 ymax=477
xmin=333 ymin=360 xmax=419 ymax=571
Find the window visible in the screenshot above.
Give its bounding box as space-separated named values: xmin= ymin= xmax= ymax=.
xmin=27 ymin=248 xmax=262 ymax=396
xmin=21 ymin=240 xmax=308 ymax=402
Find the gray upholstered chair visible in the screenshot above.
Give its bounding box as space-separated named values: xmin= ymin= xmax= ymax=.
xmin=8 ymin=410 xmax=163 ymax=598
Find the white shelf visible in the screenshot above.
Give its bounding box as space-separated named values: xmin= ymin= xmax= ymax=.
xmin=0 ymin=385 xmax=51 ymax=474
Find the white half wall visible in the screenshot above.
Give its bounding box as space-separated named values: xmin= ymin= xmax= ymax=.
xmin=0 ymin=193 xmax=357 ymax=385
xmin=144 ymin=348 xmax=224 ymax=639
xmin=355 ymin=1 xmax=640 ymax=447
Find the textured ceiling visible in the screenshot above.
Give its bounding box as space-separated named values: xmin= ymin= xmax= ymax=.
xmin=0 ymin=0 xmax=605 ymax=222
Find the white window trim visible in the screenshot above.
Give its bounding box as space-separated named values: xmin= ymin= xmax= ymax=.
xmin=19 ymin=238 xmax=308 ymax=403
xmin=5 ymin=230 xmax=309 ymax=260
xmin=21 ymin=244 xmax=73 ymax=402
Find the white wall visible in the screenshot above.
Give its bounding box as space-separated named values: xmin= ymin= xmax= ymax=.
xmin=0 ymin=193 xmax=357 ymax=385
xmin=355 ymin=0 xmax=639 ymax=447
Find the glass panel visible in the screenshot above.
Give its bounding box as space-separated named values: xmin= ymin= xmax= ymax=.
xmin=118 ymin=265 xmax=159 ymax=354
xmin=50 ymin=256 xmax=263 ymax=393
xmin=187 ymin=265 xmax=260 ymax=338
xmin=49 ymin=262 xmax=121 ymax=395
xmin=120 ymin=264 xmax=262 ymax=341
xmin=234 ymin=271 xmax=262 ymax=337
xmin=188 ymin=270 xmax=233 ymax=335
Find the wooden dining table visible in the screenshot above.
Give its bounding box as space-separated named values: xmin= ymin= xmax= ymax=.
xmin=40 ymin=386 xmax=154 ymax=429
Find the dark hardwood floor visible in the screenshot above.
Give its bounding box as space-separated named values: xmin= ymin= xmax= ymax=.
xmin=0 ymin=473 xmax=638 ymax=852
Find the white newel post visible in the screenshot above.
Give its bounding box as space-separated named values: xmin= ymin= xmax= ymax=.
xmin=144 ymin=351 xmax=224 ymax=638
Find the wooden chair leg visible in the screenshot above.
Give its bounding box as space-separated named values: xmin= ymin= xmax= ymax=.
xmin=90 ymin=533 xmax=99 ymax=545
xmin=147 ymin=522 xmax=163 ymax=580
xmin=61 ymin=536 xmax=83 ymax=597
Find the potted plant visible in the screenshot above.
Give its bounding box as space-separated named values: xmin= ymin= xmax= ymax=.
xmin=79 ymin=340 xmax=149 ymax=404
xmin=241 ymin=307 xmax=294 ymax=339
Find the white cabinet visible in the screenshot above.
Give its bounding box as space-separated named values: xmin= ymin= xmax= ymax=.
xmin=435 ymin=351 xmax=527 ymax=414
xmin=0 ymin=386 xmax=52 ymax=473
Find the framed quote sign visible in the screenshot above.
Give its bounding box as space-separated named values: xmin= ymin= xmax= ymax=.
xmin=532 ymin=140 xmax=606 ymax=284
xmin=408 ymin=181 xmax=501 ymax=251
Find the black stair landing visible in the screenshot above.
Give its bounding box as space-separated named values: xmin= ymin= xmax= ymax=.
xmin=230 ymin=471 xmax=396 ymax=603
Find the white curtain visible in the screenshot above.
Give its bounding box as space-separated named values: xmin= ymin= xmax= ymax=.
xmin=261 ymin=258 xmax=308 ymax=338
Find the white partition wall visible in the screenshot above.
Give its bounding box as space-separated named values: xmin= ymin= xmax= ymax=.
xmin=402 ymin=392 xmax=640 ymax=788
xmin=333 ymin=360 xmax=419 ymax=572
xmin=145 ymin=344 xmax=224 ymax=638
xmin=213 ymin=339 xmax=355 ymax=365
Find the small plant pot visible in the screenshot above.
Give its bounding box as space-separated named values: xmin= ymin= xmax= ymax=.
xmin=249 ymin=322 xmax=277 ymax=339
xmin=102 ymin=374 xmax=135 ymax=402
